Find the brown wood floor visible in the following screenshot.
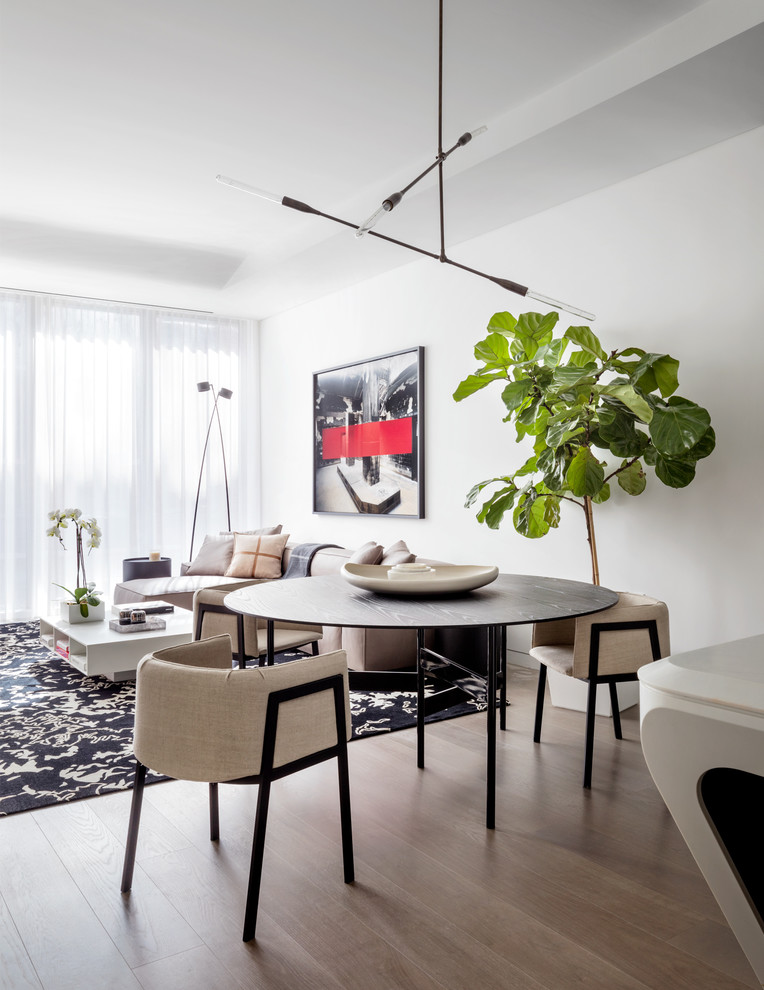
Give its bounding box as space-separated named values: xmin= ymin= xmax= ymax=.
xmin=0 ymin=665 xmax=758 ymax=990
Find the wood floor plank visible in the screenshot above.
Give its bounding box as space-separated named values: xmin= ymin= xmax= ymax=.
xmin=267 ymin=806 xmax=652 ymax=990
xmin=33 ymin=798 xmax=202 ymax=969
xmin=133 ymin=944 xmax=251 ymax=990
xmin=86 ymin=785 xmax=192 ymax=861
xmin=0 ymin=813 xmax=141 ymax=990
xmin=0 ymin=890 xmax=42 ymax=990
xmin=140 ymin=843 xmax=442 ymax=990
xmin=668 ymin=919 xmax=760 ymax=989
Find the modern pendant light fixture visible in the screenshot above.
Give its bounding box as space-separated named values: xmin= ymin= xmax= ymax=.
xmin=217 ymin=0 xmax=594 ymax=322
xmin=189 ymin=381 xmax=233 ymax=562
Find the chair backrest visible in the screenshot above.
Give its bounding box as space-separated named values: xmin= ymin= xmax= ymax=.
xmin=133 ymin=635 xmax=351 ymax=782
xmin=570 ymin=592 xmax=670 ymax=678
xmin=531 ymin=593 xmax=670 ymax=678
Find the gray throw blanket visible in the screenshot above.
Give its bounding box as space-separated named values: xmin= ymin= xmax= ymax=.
xmin=282 ymin=543 xmax=341 ymax=579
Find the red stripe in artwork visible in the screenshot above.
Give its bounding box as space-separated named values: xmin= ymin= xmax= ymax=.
xmin=322 ymin=418 xmax=413 ymax=460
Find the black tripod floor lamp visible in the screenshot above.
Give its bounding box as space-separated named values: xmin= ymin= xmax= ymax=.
xmin=189 ymin=381 xmax=233 ymax=562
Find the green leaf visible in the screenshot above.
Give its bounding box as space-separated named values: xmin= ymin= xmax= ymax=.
xmin=687 ymin=426 xmax=716 ymax=461
xmin=597 ymin=407 xmax=649 ymax=457
xmin=453 ymin=372 xmax=505 ymax=401
xmin=514 ymin=455 xmax=538 ymax=477
xmin=500 ymin=378 xmax=533 ymax=416
xmin=516 ymin=397 xmax=540 ymax=426
xmin=626 ymin=352 xmax=680 ymax=398
xmin=598 ymin=383 xmax=653 ymax=423
xmin=551 ymin=363 xmax=597 ymax=390
xmin=487 ymin=311 xmax=517 ymax=335
xmin=564 ymin=325 xmax=606 ymax=361
xmin=474 ymin=333 xmax=511 ymax=367
xmin=592 ymin=483 xmax=611 ymax=504
xmin=654 ymin=454 xmax=697 ymax=488
xmin=566 ymin=447 xmax=605 ymax=497
xmin=546 ymin=413 xmax=584 ymax=450
xmin=465 ymin=477 xmax=510 ymax=508
xmin=526 ymin=406 xmax=551 ymax=437
xmin=543 ymin=495 xmax=561 ymax=528
xmin=650 ymin=397 xmax=711 ymax=456
xmin=616 ymin=460 xmax=647 ymax=495
xmin=537 ymin=447 xmax=567 ymax=490
xmin=541 ymin=337 xmax=569 ymax=368
xmin=482 ymin=489 xmax=519 ymax=528
xmin=649 ymin=355 xmax=680 ymax=398
xmin=513 ymin=493 xmax=551 ymax=538
xmin=568 ymin=349 xmax=594 ymax=368
xmin=514 ymin=311 xmax=559 ymax=359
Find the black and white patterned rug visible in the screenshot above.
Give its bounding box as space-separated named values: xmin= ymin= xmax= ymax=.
xmin=0 ymin=620 xmax=486 ymax=816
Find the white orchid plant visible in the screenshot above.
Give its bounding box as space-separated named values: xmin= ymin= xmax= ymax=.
xmin=47 ymin=508 xmax=103 ymax=616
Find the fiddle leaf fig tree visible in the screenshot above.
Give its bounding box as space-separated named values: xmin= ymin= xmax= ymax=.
xmin=453 ymin=311 xmax=714 ymax=584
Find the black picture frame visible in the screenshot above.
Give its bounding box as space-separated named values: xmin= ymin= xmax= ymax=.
xmin=313 ymin=347 xmax=424 ymax=518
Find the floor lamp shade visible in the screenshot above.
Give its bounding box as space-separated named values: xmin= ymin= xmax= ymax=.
xmin=189 ymin=382 xmax=233 ymax=562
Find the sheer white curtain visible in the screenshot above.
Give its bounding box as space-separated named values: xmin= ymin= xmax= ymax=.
xmin=0 ymin=290 xmax=259 ymax=621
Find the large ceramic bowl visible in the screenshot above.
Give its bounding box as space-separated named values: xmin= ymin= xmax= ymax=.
xmin=340 ymin=562 xmax=499 ymax=596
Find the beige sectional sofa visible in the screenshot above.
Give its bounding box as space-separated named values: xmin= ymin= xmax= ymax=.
xmin=112 ymin=532 xmax=438 ymax=672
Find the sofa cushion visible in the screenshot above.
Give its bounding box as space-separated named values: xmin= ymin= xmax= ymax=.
xmin=225 ymin=532 xmax=290 ymax=579
xmin=113 ymin=574 xmax=253 ymax=611
xmin=349 ymin=541 xmax=384 ymax=565
xmin=186 ymin=534 xmax=235 ymax=575
xmin=381 ymin=539 xmax=415 ymax=565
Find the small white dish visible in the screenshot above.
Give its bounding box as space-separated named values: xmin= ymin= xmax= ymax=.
xmin=341 ymin=563 xmax=499 ymax=596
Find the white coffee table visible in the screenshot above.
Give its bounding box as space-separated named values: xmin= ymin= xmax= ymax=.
xmin=39 ymin=610 xmax=193 ymax=681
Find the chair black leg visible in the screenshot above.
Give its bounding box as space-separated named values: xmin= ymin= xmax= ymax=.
xmin=416 ymin=628 xmax=425 ymax=769
xmin=311 ymin=641 xmax=319 ymax=656
xmin=583 ymin=679 xmax=598 ymax=789
xmin=121 ymin=761 xmax=147 ymax=892
xmin=336 ymin=746 xmax=355 ymax=883
xmin=609 ymin=682 xmax=623 ymax=739
xmin=533 ymin=664 xmax=547 ymax=743
xmin=242 ymin=777 xmax=272 ymax=941
xmin=209 ymin=782 xmax=220 ymax=841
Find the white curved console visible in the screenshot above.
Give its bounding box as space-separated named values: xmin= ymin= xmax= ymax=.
xmin=639 ymin=634 xmax=764 ymax=985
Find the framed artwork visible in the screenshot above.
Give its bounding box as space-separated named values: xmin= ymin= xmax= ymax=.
xmin=313 ymin=346 xmax=424 ymax=517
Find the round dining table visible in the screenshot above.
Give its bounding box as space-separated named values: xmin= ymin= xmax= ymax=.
xmin=225 ymin=572 xmax=618 ymax=828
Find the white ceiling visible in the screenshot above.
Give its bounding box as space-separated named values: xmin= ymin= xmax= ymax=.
xmin=1 ymin=0 xmax=763 ymax=318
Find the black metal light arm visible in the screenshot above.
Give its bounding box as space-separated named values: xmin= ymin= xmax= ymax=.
xmin=214 ymin=0 xmax=595 ymax=323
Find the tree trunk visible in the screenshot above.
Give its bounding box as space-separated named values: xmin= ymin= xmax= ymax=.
xmin=583 ymin=495 xmax=600 ymax=586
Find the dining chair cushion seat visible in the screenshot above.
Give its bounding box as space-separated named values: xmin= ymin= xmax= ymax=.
xmin=193 ymin=584 xmax=322 ymax=660
xmin=529 ymin=643 xmax=574 ymax=677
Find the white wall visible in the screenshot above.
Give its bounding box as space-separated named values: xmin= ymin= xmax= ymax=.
xmin=259 ymin=126 xmax=764 ymax=656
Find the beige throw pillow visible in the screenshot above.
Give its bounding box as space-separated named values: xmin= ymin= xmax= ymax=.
xmin=382 ymin=539 xmax=415 ymax=565
xmin=186 ymin=534 xmax=235 ymax=575
xmin=225 ymin=532 xmax=289 ymax=579
xmin=349 ymin=541 xmax=384 ymax=565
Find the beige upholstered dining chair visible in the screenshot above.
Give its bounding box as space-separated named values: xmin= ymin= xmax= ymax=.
xmin=192 ymin=583 xmax=323 ymax=667
xmin=530 ymin=592 xmax=670 ymax=788
xmin=120 ymin=635 xmax=354 ymax=941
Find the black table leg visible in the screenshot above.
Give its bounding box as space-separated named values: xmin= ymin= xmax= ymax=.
xmin=499 ymin=625 xmax=507 ymax=731
xmin=417 ymin=627 xmax=425 ymax=769
xmin=486 ymin=625 xmax=497 ymax=829
xmin=267 ymin=620 xmax=274 ymax=665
